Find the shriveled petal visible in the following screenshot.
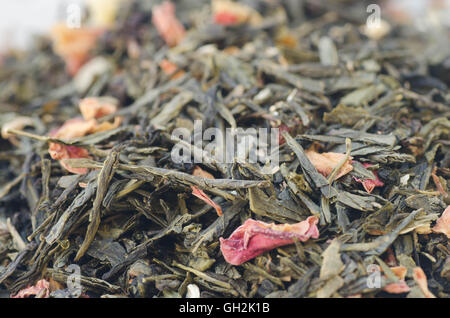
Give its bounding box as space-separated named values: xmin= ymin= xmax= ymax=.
xmin=353 ymin=163 xmax=384 ymax=194
xmin=192 ymin=166 xmax=215 ymax=179
xmin=432 ymin=205 xmax=450 ymax=238
xmin=413 ymin=267 xmax=436 ymax=298
xmin=152 ymin=1 xmax=185 ymax=47
xmin=390 ymin=266 xmax=408 ymax=281
xmin=383 ymin=280 xmax=410 ymax=294
xmin=160 ymin=59 xmax=185 ymax=79
xmin=79 ymin=97 xmax=118 ymax=121
xmin=11 ymin=279 xmax=50 ymax=298
xmin=49 ymin=117 xmax=95 ymax=140
xmin=191 ymin=185 xmax=222 ymax=216
xmin=48 ymin=143 xmax=90 ymax=174
xmin=48 ymin=118 xmax=93 ymax=174
xmin=212 ymin=0 xmax=262 ymax=26
xmin=51 ymin=24 xmax=104 ymax=75
xmin=89 ymin=116 xmax=122 ymax=134
xmin=220 ymin=216 xmax=319 ymax=265
xmin=306 ymin=150 xmax=353 ymax=180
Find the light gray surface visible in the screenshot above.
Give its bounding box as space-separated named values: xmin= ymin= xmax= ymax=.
xmin=0 ymin=0 xmax=84 ymax=50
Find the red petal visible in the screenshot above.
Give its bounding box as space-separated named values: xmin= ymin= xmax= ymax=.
xmin=214 ymin=12 xmax=240 ymax=25
xmin=191 ymin=185 xmax=222 ymax=216
xmin=220 ymin=216 xmax=319 ymax=265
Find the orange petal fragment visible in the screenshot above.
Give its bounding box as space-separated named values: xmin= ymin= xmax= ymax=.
xmin=152 ymin=1 xmax=185 ymax=47
xmin=50 ymin=117 xmax=95 ymax=140
xmin=48 ymin=118 xmax=92 ymax=174
xmin=432 ymin=205 xmax=450 ymax=238
xmin=192 ymin=166 xmax=215 ymax=179
xmin=212 ymin=0 xmax=262 ymax=26
xmin=51 ymin=24 xmax=104 ymax=76
xmin=48 ymin=142 xmax=90 ymax=173
xmin=431 ymin=167 xmax=448 ymax=198
xmin=79 ymin=97 xmax=118 ymax=121
xmin=191 ymin=185 xmax=222 ymax=216
xmin=383 ymin=266 xmax=410 ymax=294
xmin=11 ymin=279 xmax=50 ymax=298
xmin=390 ymin=266 xmax=408 ymax=280
xmin=159 ymin=59 xmax=185 ymax=79
xmin=220 ymin=216 xmax=319 ymax=265
xmin=413 ymin=267 xmax=436 ymax=298
xmin=88 ymin=117 xmax=122 ymax=134
xmin=305 ymin=150 xmax=353 ymax=180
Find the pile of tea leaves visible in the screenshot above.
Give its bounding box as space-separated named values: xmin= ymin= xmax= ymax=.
xmin=0 ymin=0 xmax=449 ymax=298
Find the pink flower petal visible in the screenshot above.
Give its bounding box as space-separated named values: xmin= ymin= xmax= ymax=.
xmin=220 ymin=216 xmax=319 ymax=265
xmin=383 ymin=280 xmax=410 ymax=294
xmin=152 ymin=1 xmax=185 ymax=47
xmin=432 ymin=205 xmax=450 ymax=238
xmin=79 ymin=97 xmax=118 ymax=121
xmin=413 ymin=267 xmax=436 ymax=298
xmin=191 ymin=186 xmax=222 ymax=216
xmin=306 ymin=150 xmax=353 ymax=180
xmin=353 ymin=163 xmax=384 ymax=194
xmin=11 ymin=279 xmax=50 ymax=298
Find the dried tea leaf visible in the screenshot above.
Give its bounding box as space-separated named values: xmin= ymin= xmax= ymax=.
xmin=316 ymin=275 xmax=344 ymax=298
xmin=323 ymin=104 xmax=369 ymax=126
xmin=248 ymin=187 xmax=307 ymax=222
xmin=320 ymin=239 xmax=344 ymax=280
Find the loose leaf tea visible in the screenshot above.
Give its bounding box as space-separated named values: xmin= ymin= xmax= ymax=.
xmin=0 ymin=0 xmax=448 ymax=299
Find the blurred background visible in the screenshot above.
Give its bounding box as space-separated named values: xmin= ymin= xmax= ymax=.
xmin=0 ymin=0 xmax=449 ymax=51
xmin=0 ymin=0 xmax=84 ymax=50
